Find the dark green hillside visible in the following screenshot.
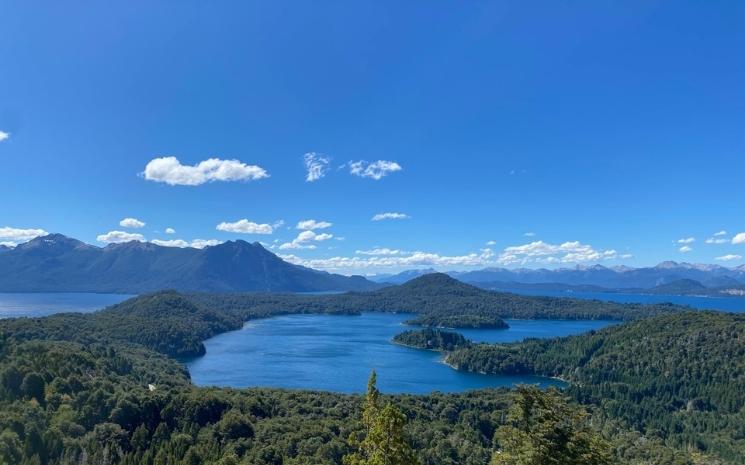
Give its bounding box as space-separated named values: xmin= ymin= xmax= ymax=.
xmin=1 ymin=292 xmax=243 ymax=358
xmin=191 ymin=273 xmax=686 ymax=326
xmin=447 ymin=311 xmax=745 ymax=462
xmin=393 ymin=328 xmax=471 ymax=351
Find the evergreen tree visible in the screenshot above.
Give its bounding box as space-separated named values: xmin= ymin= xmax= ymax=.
xmin=491 ymin=386 xmax=611 ymax=465
xmin=344 ymin=371 xmax=420 ymax=465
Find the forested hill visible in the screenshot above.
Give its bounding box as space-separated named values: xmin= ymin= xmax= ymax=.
xmin=192 ymin=273 xmax=687 ymax=323
xmin=446 ymin=311 xmax=745 ymax=462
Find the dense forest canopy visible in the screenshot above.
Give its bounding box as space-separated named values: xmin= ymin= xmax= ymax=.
xmin=393 ymin=329 xmax=471 ymax=351
xmin=0 ymin=273 xmax=735 ymax=464
xmin=447 ymin=311 xmax=745 ymax=463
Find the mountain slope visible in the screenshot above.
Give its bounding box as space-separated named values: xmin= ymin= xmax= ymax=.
xmin=0 ymin=234 xmax=381 ymax=293
xmin=422 ymin=262 xmax=745 ymax=289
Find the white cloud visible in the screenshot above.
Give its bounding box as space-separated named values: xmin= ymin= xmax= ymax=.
xmin=191 ymin=239 xmax=223 ymax=249
xmin=0 ymin=227 xmax=48 ymax=245
xmin=714 ymin=230 xmax=727 ymax=236
xmin=97 ymin=230 xmax=145 ymax=244
xmin=151 ymin=238 xmax=222 ymax=249
xmin=706 ymin=237 xmax=728 ymax=244
xmin=733 ymin=233 xmax=745 ymax=245
xmin=143 ymin=156 xmax=269 ymax=186
xmin=151 ymin=239 xmax=189 ymax=248
xmin=716 ymin=254 xmax=742 ymax=262
xmin=371 ymin=212 xmax=410 ymax=221
xmin=677 ymin=237 xmax=695 ymax=244
xmin=119 ymin=217 xmax=145 ymax=229
xmin=0 ymin=241 xmax=16 ymax=248
xmin=281 ymin=240 xmax=628 ymax=273
xmin=165 ymin=227 xmax=176 ymax=234
xmin=524 ymin=232 xmax=536 ymax=237
xmin=0 ymin=131 xmax=9 ymax=142
xmin=348 ymin=160 xmax=402 ymax=180
xmin=280 ymin=248 xmax=495 ymax=271
xmin=486 ymin=240 xmax=497 ymax=246
xmin=279 ymin=230 xmax=334 ymax=250
xmin=679 ymin=245 xmax=693 ymax=253
xmin=497 ymin=240 xmax=622 ymax=266
xmin=216 ymin=219 xmax=274 ymax=234
xmin=303 ymin=153 xmax=330 ymax=182
xmin=355 ymin=248 xmax=403 ymax=256
xmin=296 ymin=219 xmax=333 ymax=230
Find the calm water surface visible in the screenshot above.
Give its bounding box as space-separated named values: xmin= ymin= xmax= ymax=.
xmin=0 ymin=293 xmax=132 ymax=318
xmin=503 ymin=289 xmax=745 ymax=313
xmin=187 ymin=313 xmax=612 ymax=394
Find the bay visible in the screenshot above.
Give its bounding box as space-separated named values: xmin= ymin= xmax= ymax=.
xmin=186 ymin=313 xmax=612 ymax=394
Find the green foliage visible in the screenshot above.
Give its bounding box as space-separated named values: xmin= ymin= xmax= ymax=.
xmin=405 ymin=314 xmax=508 ymax=329
xmin=393 ymin=329 xmax=471 ymax=351
xmin=344 ymin=371 xmax=420 ymax=465
xmin=0 ymin=276 xmax=726 ymax=465
xmin=448 ymin=311 xmax=745 ymax=462
xmin=491 ymin=386 xmax=611 ymax=465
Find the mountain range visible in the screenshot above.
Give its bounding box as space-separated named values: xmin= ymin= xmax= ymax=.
xmin=372 ymin=262 xmax=745 ymax=293
xmin=0 ymin=234 xmax=381 ymax=293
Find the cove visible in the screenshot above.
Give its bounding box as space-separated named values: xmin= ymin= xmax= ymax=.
xmin=186 ymin=312 xmax=613 ymax=394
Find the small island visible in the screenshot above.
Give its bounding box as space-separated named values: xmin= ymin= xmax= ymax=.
xmin=404 ymin=313 xmax=509 ymax=329
xmin=393 ymin=328 xmax=472 ymax=351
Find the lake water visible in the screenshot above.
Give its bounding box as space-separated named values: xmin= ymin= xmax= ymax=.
xmin=186 ymin=313 xmax=612 ymax=394
xmin=0 ymin=292 xmax=132 ymax=319
xmin=503 ymin=289 xmax=745 ymax=313
xmin=5 ymin=289 xmax=742 ymax=394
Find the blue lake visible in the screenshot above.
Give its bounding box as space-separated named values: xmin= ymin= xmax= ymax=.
xmin=0 ymin=292 xmax=132 ymax=319
xmin=503 ymin=289 xmax=745 ymax=313
xmin=186 ymin=313 xmax=612 ymax=394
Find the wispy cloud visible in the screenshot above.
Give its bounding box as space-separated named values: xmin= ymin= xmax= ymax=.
xmin=165 ymin=227 xmax=176 ymax=234
xmin=119 ymin=217 xmax=145 ymax=229
xmin=216 ymin=219 xmax=275 ymax=234
xmin=97 ymin=230 xmax=145 ymax=244
xmin=677 ymin=237 xmax=695 ymax=245
xmin=0 ymin=131 xmax=9 ymax=142
xmin=151 ymin=238 xmax=222 ymax=249
xmin=279 ymin=230 xmax=334 ymax=250
xmin=296 ymin=219 xmax=333 ymax=230
xmin=679 ymin=245 xmax=693 ymax=253
xmin=714 ymin=230 xmax=727 ymax=236
xmin=524 ymin=232 xmax=536 ymax=237
xmin=486 ymin=240 xmax=496 ymax=246
xmin=716 ymin=254 xmax=742 ymax=262
xmin=0 ymin=226 xmax=48 ymax=246
xmin=372 ymin=212 xmax=410 ymax=221
xmin=143 ymin=156 xmax=269 ymax=186
xmin=348 ymin=160 xmax=402 ymax=180
xmin=355 ymin=248 xmax=403 ymax=256
xmin=304 ymin=153 xmax=330 ymax=182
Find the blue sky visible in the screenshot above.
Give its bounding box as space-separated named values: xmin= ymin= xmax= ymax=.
xmin=1 ymin=1 xmax=744 ymax=274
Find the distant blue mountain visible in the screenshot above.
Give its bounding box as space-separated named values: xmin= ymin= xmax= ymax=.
xmin=380 ymin=262 xmax=745 ymax=291
xmin=370 ymin=268 xmax=438 ymax=284
xmin=0 ymin=234 xmax=382 ymax=293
